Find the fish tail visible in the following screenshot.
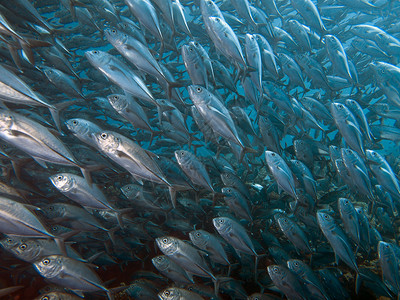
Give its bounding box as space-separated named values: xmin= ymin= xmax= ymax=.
xmin=107 ymin=226 xmax=119 ymax=245
xmin=49 ymin=100 xmax=79 ymax=133
xmin=239 ymin=146 xmax=258 ymax=163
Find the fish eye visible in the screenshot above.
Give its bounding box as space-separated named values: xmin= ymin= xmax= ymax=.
xmin=111 ymin=29 xmax=116 ymax=33
xmin=48 ymin=206 xmax=54 ymax=210
xmin=218 ymin=219 xmax=224 ymax=224
xmin=324 ymin=214 xmax=329 ymax=220
xmin=194 ymin=42 xmax=198 ymax=46
xmin=189 ymin=47 xmax=193 ymax=52
xmin=344 ymin=199 xmax=349 ymax=204
xmin=41 ymin=297 xmax=50 ymax=300
xmin=196 ymin=87 xmax=202 ymax=93
xmin=43 ymin=258 xmax=50 ymax=265
xmin=164 ymin=290 xmax=170 ymax=296
xmin=196 ymin=232 xmax=201 ymax=237
xmin=271 ymin=153 xmax=275 ymax=156
xmin=57 ymin=175 xmax=63 ymax=180
xmin=295 ymin=161 xmax=300 ymax=165
xmin=373 ymin=152 xmax=377 ymax=156
xmin=337 ymin=104 xmax=343 ymax=109
xmin=19 ymin=243 xmax=27 ymax=250
xmin=52 ymin=226 xmax=58 ymax=231
xmin=294 ymin=261 xmax=299 ymax=267
xmin=6 ymin=238 xmax=12 ymax=244
xmin=273 ymin=266 xmax=279 ymax=273
xmin=215 ymin=18 xmax=220 ymax=22
xmin=101 ymin=133 xmax=108 ymax=139
xmin=180 ymin=151 xmax=185 ymax=156
xmin=162 ymin=238 xmax=168 ymax=243
xmin=113 ymin=95 xmax=119 ymax=100
xmin=72 ymin=120 xmax=77 ymax=125
xmin=93 ymin=50 xmax=98 ymax=54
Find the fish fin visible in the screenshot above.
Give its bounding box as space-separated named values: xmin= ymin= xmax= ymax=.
xmin=354 ymin=165 xmax=368 ymax=178
xmin=168 ymin=186 xmax=177 ymax=208
xmin=345 ymin=119 xmax=362 ymax=135
xmin=32 ymin=157 xmax=47 ymax=168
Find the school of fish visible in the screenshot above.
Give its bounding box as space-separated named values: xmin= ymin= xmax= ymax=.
xmin=0 ymin=0 xmax=399 ymax=299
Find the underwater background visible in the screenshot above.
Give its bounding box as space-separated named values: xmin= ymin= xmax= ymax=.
xmin=0 ymin=0 xmax=399 ymax=299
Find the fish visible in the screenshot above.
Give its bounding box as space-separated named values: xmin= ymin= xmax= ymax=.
xmin=34 ymin=255 xmax=114 ymax=299
xmin=267 ymin=264 xmax=307 ymax=300
xmin=265 ymin=151 xmax=298 ymax=200
xmin=317 ymin=211 xmax=359 ymax=280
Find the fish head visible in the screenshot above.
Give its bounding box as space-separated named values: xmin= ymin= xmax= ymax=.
xmin=344 ymin=99 xmax=357 ymax=109
xmin=155 ymin=236 xmax=179 ymax=255
xmin=323 ymin=34 xmax=339 ymax=49
xmin=151 ymin=255 xmax=169 ymax=270
xmin=316 ymin=211 xmax=335 ymax=229
xmin=42 ymin=203 xmax=64 ymax=219
xmin=267 ymin=264 xmax=285 ymax=279
xmin=200 ymin=0 xmax=220 ymax=16
xmin=85 ymin=49 xmax=107 ymax=67
xmin=0 ymin=110 xmax=14 ymax=131
xmin=245 ymin=33 xmax=256 ymax=44
xmin=159 ymin=287 xmax=180 ymax=300
xmin=340 ymin=148 xmax=358 ymax=163
xmin=121 ymin=184 xmax=142 ymax=199
xmin=287 ymin=259 xmax=304 ymax=274
xmin=221 ymin=186 xmax=236 ymax=198
xmin=220 ymin=172 xmax=235 ymax=186
xmin=41 ymin=66 xmax=59 ymax=80
xmin=338 ymin=198 xmax=353 ymax=213
xmin=264 ymin=150 xmax=280 ymax=166
xmin=181 ymin=44 xmax=196 ymax=60
xmin=189 ymin=230 xmax=209 ymax=248
xmin=49 ymin=173 xmax=74 ymax=192
xmin=329 ymin=145 xmax=340 ymax=159
xmin=104 ymin=28 xmax=125 ymax=44
xmin=49 ymin=224 xmax=71 ymax=236
xmin=12 ymin=239 xmax=40 ymax=262
xmin=34 ymin=255 xmax=63 ymax=278
xmin=0 ymin=236 xmax=22 ymax=250
xmin=94 ymin=131 xmax=120 ymax=153
xmin=277 ymin=217 xmax=292 ymax=231
xmin=66 ymin=118 xmax=87 ymax=135
xmin=187 ymin=85 xmax=209 ymax=105
xmin=174 ymin=149 xmax=190 ymax=165
xmin=212 ymin=217 xmax=231 ymax=234
xmin=189 ymin=40 xmax=202 ymax=53
xmin=365 ymin=149 xmax=382 ymax=164
xmin=290 ymin=159 xmax=305 ymax=171
xmin=107 ymin=94 xmax=127 ymax=112
xmin=330 ymin=102 xmax=349 ymax=119
xmin=378 ymin=241 xmax=393 ymax=258
xmin=208 ymin=16 xmax=224 ymax=28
